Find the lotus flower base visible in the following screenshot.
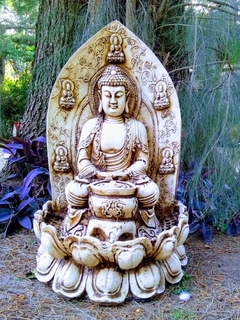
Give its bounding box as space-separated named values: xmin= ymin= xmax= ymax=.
xmin=33 ymin=200 xmax=189 ymax=304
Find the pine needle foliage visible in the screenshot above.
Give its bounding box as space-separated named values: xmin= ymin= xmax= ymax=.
xmin=75 ymin=0 xmax=240 ymax=229
xmin=178 ymin=1 xmax=240 ymax=230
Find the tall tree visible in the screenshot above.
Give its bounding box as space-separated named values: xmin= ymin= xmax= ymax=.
xmin=21 ymin=0 xmax=187 ymax=138
xmin=21 ymin=0 xmax=86 ymax=138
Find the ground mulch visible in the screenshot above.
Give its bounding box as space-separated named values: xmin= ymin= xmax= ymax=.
xmin=1 ymin=225 xmax=240 ymax=320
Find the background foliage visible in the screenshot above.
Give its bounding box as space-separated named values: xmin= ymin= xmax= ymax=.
xmin=1 ymin=0 xmax=240 ymax=239
xmin=0 ymin=0 xmax=37 ymax=137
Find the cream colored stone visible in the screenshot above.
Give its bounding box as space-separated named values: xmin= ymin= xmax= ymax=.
xmin=33 ymin=20 xmax=189 ymax=304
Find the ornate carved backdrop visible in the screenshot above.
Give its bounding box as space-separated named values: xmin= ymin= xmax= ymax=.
xmin=47 ymin=20 xmax=181 ymax=215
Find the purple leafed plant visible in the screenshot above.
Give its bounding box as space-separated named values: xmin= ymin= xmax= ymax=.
xmin=0 ymin=136 xmax=51 ymax=237
xmin=177 ymin=161 xmax=240 ymax=243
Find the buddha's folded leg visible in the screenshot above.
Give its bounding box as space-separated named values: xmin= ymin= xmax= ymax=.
xmin=136 ymin=180 xmax=160 ymax=208
xmin=65 ymin=180 xmax=89 ymax=208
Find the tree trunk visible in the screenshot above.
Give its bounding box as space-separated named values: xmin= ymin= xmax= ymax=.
xmin=0 ymin=24 xmax=6 ymax=137
xmin=20 ymin=0 xmax=186 ymax=139
xmin=21 ymin=0 xmax=85 ymax=139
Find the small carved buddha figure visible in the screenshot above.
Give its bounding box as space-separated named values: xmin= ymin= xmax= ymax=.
xmin=65 ymin=65 xmax=160 ymax=228
xmin=154 ymin=82 xmax=170 ymax=109
xmin=53 ymin=146 xmax=70 ymax=172
xmin=107 ymin=34 xmax=125 ymax=63
xmin=159 ymin=148 xmax=175 ymax=174
xmin=59 ymin=81 xmax=75 ymax=109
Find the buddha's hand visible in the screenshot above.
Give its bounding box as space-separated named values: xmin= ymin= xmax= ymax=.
xmin=112 ymin=171 xmax=129 ymax=181
xmin=96 ymin=171 xmax=129 ymax=181
xmin=96 ymin=171 xmax=113 ymax=180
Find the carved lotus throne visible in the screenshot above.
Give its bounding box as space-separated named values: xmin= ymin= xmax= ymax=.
xmin=33 ymin=21 xmax=189 ymax=304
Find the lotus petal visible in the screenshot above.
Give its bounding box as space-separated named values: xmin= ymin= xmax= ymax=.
xmin=177 ymin=219 xmax=189 ymax=246
xmin=175 ymin=244 xmax=188 ymax=266
xmin=86 ymin=267 xmax=128 ymax=304
xmin=114 ymin=238 xmax=152 ymax=270
xmin=161 ymin=252 xmax=183 ymax=284
xmin=52 ymin=260 xmax=87 ymax=298
xmin=35 ymin=246 xmax=61 ymax=283
xmin=130 ymin=261 xmax=165 ymax=298
xmin=151 ymin=227 xmax=178 ymax=260
xmin=41 ymin=224 xmax=69 ymax=259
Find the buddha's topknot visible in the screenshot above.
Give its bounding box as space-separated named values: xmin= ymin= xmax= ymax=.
xmin=98 ymin=65 xmax=130 ymax=92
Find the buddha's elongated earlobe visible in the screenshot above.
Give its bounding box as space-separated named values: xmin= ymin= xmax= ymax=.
xmin=98 ymin=90 xmax=102 ymax=113
xmin=125 ymin=91 xmax=130 ymax=113
xmin=125 ymin=101 xmax=129 ymax=113
xmin=98 ymin=101 xmax=103 ymax=113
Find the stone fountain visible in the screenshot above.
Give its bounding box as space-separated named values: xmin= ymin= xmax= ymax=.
xmin=33 ymin=21 xmax=189 ymax=304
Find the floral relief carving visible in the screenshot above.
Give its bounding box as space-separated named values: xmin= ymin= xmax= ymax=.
xmin=160 ymin=110 xmax=177 ymax=140
xmin=51 ymin=175 xmax=71 ymax=211
xmin=105 ymin=21 xmax=127 ymax=37
xmin=102 ymin=199 xmax=125 ymax=218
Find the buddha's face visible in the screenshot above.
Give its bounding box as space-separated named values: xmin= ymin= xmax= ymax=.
xmin=100 ymin=85 xmax=127 ymax=117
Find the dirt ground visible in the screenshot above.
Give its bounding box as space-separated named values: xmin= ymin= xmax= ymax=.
xmin=1 ymin=225 xmax=240 ymax=320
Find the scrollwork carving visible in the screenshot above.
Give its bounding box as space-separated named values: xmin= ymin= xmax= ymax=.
xmin=160 ymin=110 xmax=177 ymax=140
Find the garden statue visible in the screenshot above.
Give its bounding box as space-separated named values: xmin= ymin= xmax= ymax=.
xmin=33 ymin=21 xmax=189 ymax=304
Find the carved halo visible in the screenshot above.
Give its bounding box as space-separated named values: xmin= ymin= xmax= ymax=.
xmin=161 ymin=146 xmax=173 ymax=158
xmin=89 ymin=65 xmax=141 ymax=118
xmin=55 ymin=144 xmax=69 ymax=156
xmin=61 ymin=79 xmax=74 ymax=91
xmin=156 ymin=80 xmax=167 ymax=93
xmin=109 ymin=33 xmax=123 ymax=45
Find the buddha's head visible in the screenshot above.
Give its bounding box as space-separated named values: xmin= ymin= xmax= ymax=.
xmin=97 ymin=65 xmax=130 ymax=116
xmin=113 ymin=36 xmax=119 ymax=45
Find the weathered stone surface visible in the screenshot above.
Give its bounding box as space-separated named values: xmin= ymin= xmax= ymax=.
xmin=33 ymin=20 xmax=189 ymax=304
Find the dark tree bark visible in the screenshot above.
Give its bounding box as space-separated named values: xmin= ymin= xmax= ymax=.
xmin=21 ymin=0 xmax=86 ymax=139
xmin=20 ymin=0 xmax=187 ymax=139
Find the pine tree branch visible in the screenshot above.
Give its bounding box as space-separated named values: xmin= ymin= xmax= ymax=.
xmin=169 ymin=60 xmax=227 ymax=75
xmin=155 ymin=0 xmax=168 ymax=22
xmin=3 ymin=23 xmax=35 ymax=30
xmin=169 ymin=2 xmax=239 ymax=17
xmin=209 ymin=0 xmax=239 ymax=12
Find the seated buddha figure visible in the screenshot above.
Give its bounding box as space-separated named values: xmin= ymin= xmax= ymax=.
xmin=107 ymin=34 xmax=125 ymax=63
xmin=65 ymin=65 xmax=160 ymax=226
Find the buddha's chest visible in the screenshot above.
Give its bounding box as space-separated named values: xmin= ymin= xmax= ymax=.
xmin=100 ymin=123 xmax=126 ymax=153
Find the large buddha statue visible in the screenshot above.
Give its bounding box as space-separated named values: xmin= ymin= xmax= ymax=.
xmin=33 ymin=21 xmax=189 ymax=305
xmin=65 ymin=65 xmax=160 ymax=227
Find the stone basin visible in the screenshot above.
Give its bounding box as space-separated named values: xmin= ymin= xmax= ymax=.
xmin=88 ymin=180 xmax=138 ymax=219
